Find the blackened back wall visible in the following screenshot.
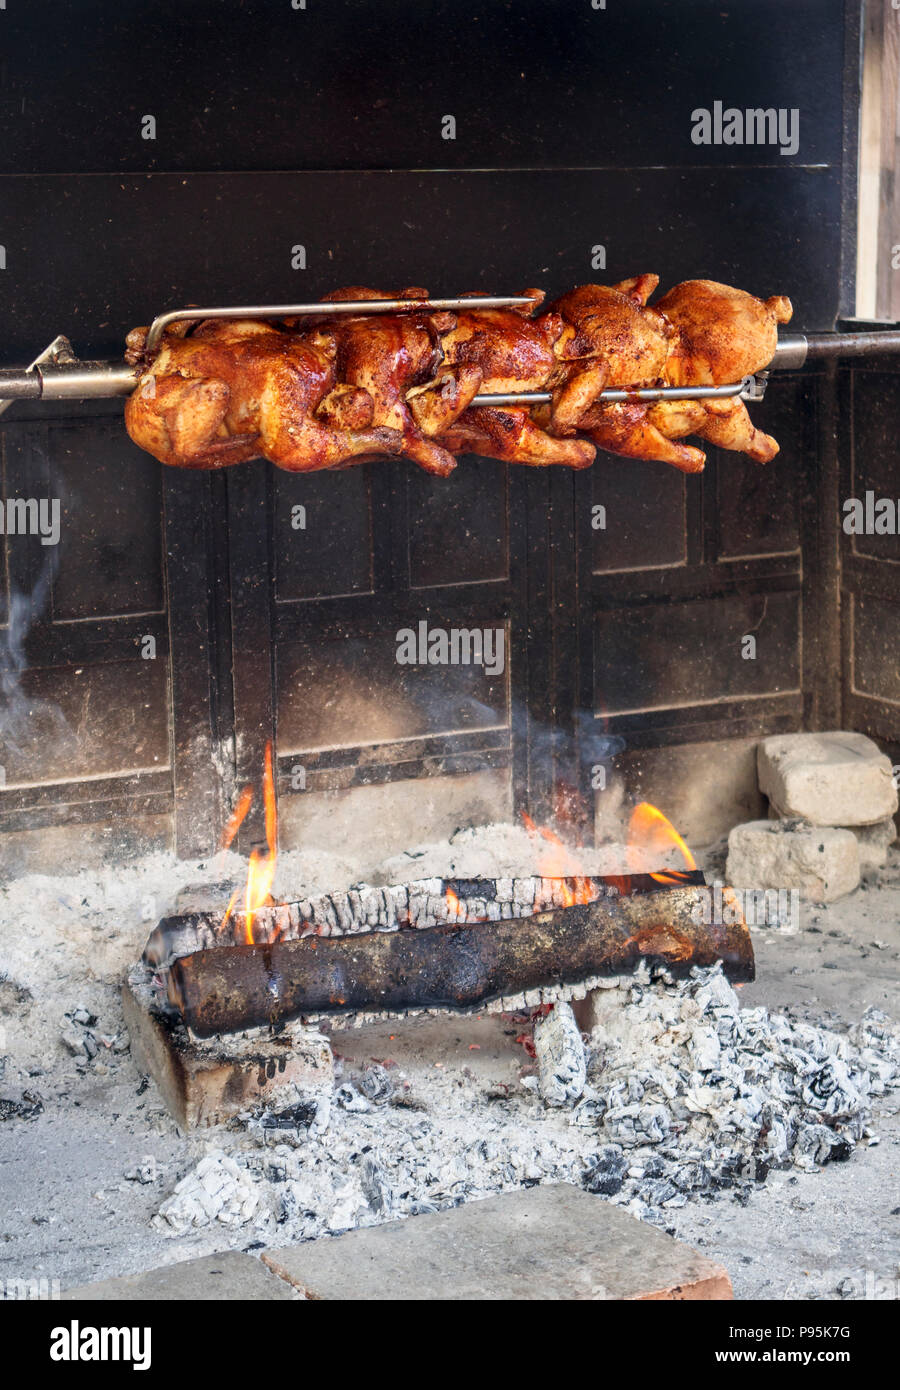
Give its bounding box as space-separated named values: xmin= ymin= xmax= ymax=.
xmin=0 ymin=1 xmax=864 ymax=854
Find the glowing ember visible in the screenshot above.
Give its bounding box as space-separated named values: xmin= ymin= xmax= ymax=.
xmin=443 ymin=886 xmax=489 ymax=923
xmin=622 ymin=922 xmax=695 ymax=961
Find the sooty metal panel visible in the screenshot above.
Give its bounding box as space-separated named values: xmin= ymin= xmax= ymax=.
xmin=592 ymin=461 xmax=687 ymax=574
xmin=0 ymin=657 xmax=168 ymax=788
xmin=848 ymin=371 xmax=900 ymax=564
xmin=0 ymin=0 xmax=844 ymax=176
xmin=49 ymin=425 xmax=165 ymax=621
xmin=716 ymin=375 xmax=809 ymax=561
xmin=276 ymin=627 xmax=510 ymax=755
xmin=594 ymin=590 xmax=802 ymax=717
xmin=853 ymin=594 xmax=900 ymax=708
xmin=840 ymin=363 xmax=900 ymax=750
xmin=0 ymin=416 xmax=173 ymax=812
xmin=274 ymin=468 xmax=374 ymax=602
xmin=0 ymin=166 xmax=842 ymax=366
xmin=408 ymin=457 xmax=509 ymax=589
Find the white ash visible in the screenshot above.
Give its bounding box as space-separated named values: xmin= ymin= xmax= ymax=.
xmin=150 ymin=965 xmax=899 ymax=1242
xmin=793 ymin=1265 xmax=900 ymax=1300
xmin=577 ymin=964 xmax=899 ymax=1224
xmin=302 ymin=974 xmax=601 ymax=1033
xmin=124 ymin=1156 xmax=162 ymax=1185
xmin=1 ymin=832 xmax=897 ymax=1298
xmin=152 ymin=1152 xmax=260 ymax=1235
xmin=0 ymin=821 xmax=683 ymax=1066
xmin=532 ymin=1002 xmax=586 ymax=1106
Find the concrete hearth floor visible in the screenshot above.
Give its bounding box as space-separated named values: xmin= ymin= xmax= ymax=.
xmin=0 ymin=843 xmax=898 ymax=1301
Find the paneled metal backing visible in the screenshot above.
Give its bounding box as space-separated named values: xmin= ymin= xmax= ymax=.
xmin=225 ymin=454 xmax=538 ymax=849
xmin=840 ymin=361 xmax=900 ymax=753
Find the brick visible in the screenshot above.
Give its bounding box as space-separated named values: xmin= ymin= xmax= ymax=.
xmin=726 ymin=819 xmax=859 ymax=903
xmin=122 ymin=972 xmax=333 ymax=1130
xmin=758 ymin=732 xmax=898 ymax=827
xmin=262 ymin=1184 xmax=732 ymax=1300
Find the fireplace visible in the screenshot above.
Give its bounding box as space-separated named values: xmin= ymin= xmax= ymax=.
xmin=1 ymin=0 xmax=899 ymax=1311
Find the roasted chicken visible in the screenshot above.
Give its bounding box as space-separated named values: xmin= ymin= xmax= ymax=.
xmin=124 ymin=318 xmax=401 ymax=472
xmin=543 ymin=276 xmax=792 ymax=473
xmin=428 ymin=289 xmax=595 ymax=468
xmin=125 ymin=276 xmax=792 ymax=475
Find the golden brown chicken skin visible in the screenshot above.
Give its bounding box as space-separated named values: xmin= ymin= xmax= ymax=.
xmin=124 ymin=277 xmax=792 ymax=476
xmin=125 ymin=318 xmax=402 ymax=472
xmin=425 ymin=289 xmax=595 ymax=468
xmin=543 ymin=276 xmax=793 ymax=473
xmin=649 ymin=279 xmax=794 ymax=467
xmin=289 ymin=287 xmax=461 ymax=476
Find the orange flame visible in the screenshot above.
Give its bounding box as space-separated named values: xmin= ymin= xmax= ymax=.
xmin=219 ymin=742 xmax=278 ymax=944
xmin=626 ymin=802 xmax=696 ymax=884
xmin=218 ymin=784 xmax=254 ymax=853
xmin=444 ymin=885 xmax=489 ymax=923
xmin=521 ymin=812 xmax=595 ymax=905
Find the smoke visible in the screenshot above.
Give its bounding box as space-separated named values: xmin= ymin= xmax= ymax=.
xmin=403 ymin=673 xmax=627 ymax=835
xmin=0 ymin=552 xmax=77 ymax=779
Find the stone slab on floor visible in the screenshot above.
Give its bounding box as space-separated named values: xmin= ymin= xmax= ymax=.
xmin=63 ymin=1252 xmax=297 ymax=1301
xmin=758 ymin=732 xmax=898 ymax=827
xmin=262 ymin=1183 xmax=732 ymax=1301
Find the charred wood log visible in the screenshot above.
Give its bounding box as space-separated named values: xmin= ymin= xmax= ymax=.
xmin=167 ymin=883 xmax=754 ymax=1038
xmin=144 ymin=871 xmax=706 ymax=969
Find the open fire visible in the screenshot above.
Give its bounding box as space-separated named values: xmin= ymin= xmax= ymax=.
xmin=219 ymin=742 xmax=278 ymax=945
xmin=203 ymin=745 xmax=709 ymax=951
xmin=126 ymin=752 xmax=754 ymax=1069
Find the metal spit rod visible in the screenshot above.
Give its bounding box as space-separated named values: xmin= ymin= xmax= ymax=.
xmin=143 ymin=296 xmax=536 ymax=354
xmin=0 ymin=360 xmax=758 ymax=407
xmin=1 ymin=307 xmax=900 ymax=410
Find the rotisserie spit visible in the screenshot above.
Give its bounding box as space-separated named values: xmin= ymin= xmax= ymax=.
xmin=7 ymin=279 xmax=900 ymax=475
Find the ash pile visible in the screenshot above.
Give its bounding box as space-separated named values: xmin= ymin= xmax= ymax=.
xmin=151 ymin=963 xmax=899 ymax=1241
xmin=577 ymin=966 xmax=897 ymax=1213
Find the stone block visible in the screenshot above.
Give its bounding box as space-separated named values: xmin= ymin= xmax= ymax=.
xmin=768 ymin=805 xmax=897 ymax=869
xmin=726 ymin=819 xmax=860 ymax=902
xmin=758 ymin=732 xmax=897 ymax=827
xmin=845 ymin=816 xmax=897 ymax=869
xmin=64 ymin=1252 xmax=295 ymax=1301
xmin=123 ymin=970 xmax=333 ymax=1129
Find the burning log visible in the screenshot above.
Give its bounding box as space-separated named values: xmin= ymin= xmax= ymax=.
xmin=143 ymin=871 xmax=706 ymax=968
xmin=167 ymin=882 xmax=754 ymax=1038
